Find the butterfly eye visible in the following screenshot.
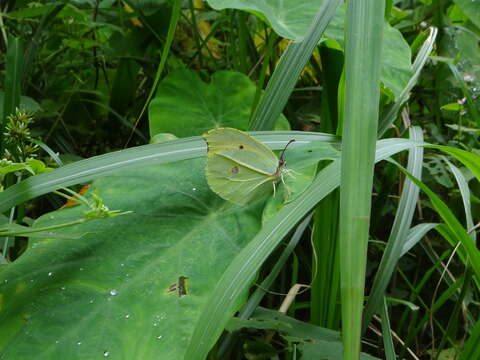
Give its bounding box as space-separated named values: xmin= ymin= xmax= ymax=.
xmin=239 ymin=145 xmax=244 ymax=149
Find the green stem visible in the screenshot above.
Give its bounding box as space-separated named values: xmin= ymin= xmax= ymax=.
xmin=0 ymin=218 xmax=87 ymax=237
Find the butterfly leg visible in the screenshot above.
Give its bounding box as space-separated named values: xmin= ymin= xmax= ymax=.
xmin=280 ymin=172 xmax=292 ymax=200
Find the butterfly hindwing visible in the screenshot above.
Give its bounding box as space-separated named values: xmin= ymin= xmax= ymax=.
xmin=206 ymin=153 xmax=275 ymax=204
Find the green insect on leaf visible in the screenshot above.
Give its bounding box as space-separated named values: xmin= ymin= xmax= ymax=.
xmin=203 ymin=128 xmax=292 ymax=205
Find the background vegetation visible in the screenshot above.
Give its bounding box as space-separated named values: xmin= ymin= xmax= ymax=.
xmin=0 ymin=0 xmax=479 ymax=359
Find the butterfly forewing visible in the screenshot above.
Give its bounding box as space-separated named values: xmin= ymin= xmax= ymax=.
xmin=204 ymin=128 xmax=279 ymax=175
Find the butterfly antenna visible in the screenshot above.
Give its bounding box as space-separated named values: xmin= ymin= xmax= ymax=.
xmin=279 ymin=139 xmax=295 ymax=162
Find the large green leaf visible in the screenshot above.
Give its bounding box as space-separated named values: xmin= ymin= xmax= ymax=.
xmin=0 ymin=159 xmax=263 ymax=359
xmin=453 ymin=0 xmax=480 ymax=28
xmin=148 ymin=70 xmax=289 ymax=138
xmin=206 ymin=1 xmax=412 ymax=99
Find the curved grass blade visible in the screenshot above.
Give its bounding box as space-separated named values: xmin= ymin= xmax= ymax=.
xmin=396 ymin=166 xmax=480 ymax=282
xmin=184 ymin=138 xmax=423 ymax=360
xmin=401 ymin=223 xmax=440 ymax=257
xmin=218 ymin=214 xmax=313 ymax=357
xmin=441 ymin=156 xmax=475 ymax=238
xmin=0 ymin=132 xmax=337 ymax=214
xmin=425 ymin=145 xmax=480 ymax=182
xmin=378 ymin=27 xmax=438 ymax=137
xmin=249 ymin=0 xmax=341 ymax=131
xmin=362 ymin=126 xmax=423 ymax=332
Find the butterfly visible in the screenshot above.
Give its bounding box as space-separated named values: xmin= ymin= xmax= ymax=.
xmin=203 ymin=127 xmax=294 ymax=205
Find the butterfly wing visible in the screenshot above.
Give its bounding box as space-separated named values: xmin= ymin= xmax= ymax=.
xmin=203 ymin=128 xmax=280 ymax=205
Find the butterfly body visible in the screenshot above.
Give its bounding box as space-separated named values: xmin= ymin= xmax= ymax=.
xmin=203 ymin=128 xmax=289 ymax=205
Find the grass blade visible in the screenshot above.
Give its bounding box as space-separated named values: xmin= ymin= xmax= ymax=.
xmin=249 ymin=0 xmax=341 ymax=131
xmin=362 ymin=126 xmax=423 ymax=332
xmin=460 ymin=317 xmax=480 ymax=360
xmin=218 ymin=214 xmax=313 ymax=357
xmin=401 ymin=223 xmax=440 ymax=256
xmin=425 ymin=145 xmax=480 ymax=183
xmin=380 ymin=297 xmax=396 ymax=360
xmin=0 ymin=132 xmax=337 ymax=214
xmin=339 ymin=0 xmax=385 ymax=358
xmin=184 ymin=138 xmax=421 ymax=360
xmin=398 ymin=167 xmax=480 ymax=282
xmin=378 ymin=27 xmax=437 ymax=137
xmin=441 ymin=156 xmax=475 ymax=236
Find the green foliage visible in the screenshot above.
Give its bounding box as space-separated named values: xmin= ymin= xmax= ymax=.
xmin=149 ymin=70 xmax=288 ymax=138
xmin=0 ymin=159 xmax=262 ymax=359
xmin=207 ymin=1 xmax=413 ymax=99
xmin=0 ymin=0 xmax=479 ymax=359
xmin=227 ymin=307 xmax=380 ymax=359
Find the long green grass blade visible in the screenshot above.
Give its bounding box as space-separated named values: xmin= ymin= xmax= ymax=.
xmin=339 ymin=1 xmax=385 ymax=358
xmin=249 ymin=0 xmax=341 ymax=131
xmin=310 ymin=189 xmax=341 ymax=329
xmin=0 ymin=132 xmax=337 ymax=214
xmin=380 ymin=297 xmax=396 ymax=360
xmin=362 ymin=126 xmax=423 ymax=332
xmin=398 ymin=168 xmax=480 ymax=282
xmin=218 ymin=214 xmax=313 ymax=357
xmin=442 ymin=157 xmax=475 ymax=236
xmin=460 ymin=317 xmax=480 ymax=360
xmin=435 ymin=269 xmax=471 ymax=359
xmin=184 ymin=138 xmax=421 ymax=360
